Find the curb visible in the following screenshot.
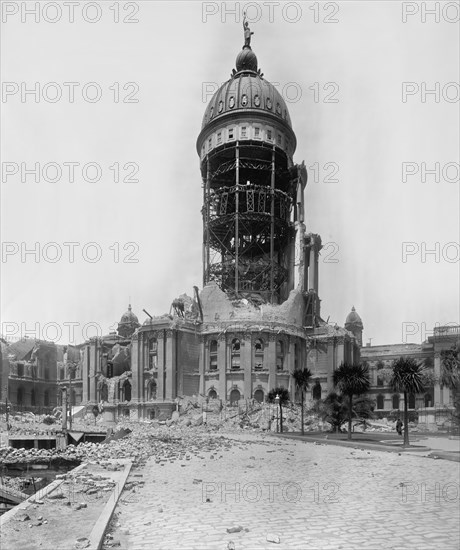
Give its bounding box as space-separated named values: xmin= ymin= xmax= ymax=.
xmin=88 ymin=459 xmax=133 ymax=550
xmin=272 ymin=433 xmax=433 ymax=454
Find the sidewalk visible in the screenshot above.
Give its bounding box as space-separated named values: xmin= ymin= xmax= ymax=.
xmin=273 ymin=432 xmax=460 ymax=462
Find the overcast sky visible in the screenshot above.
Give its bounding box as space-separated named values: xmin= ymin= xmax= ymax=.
xmin=1 ymin=1 xmax=459 ymax=346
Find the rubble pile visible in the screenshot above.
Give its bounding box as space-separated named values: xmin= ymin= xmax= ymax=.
xmin=0 ymin=424 xmax=236 ymax=467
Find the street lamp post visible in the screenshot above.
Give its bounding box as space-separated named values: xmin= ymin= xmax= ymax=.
xmin=275 ymin=394 xmax=280 ymax=433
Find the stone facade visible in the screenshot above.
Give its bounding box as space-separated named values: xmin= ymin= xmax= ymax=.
xmin=361 ymin=325 xmax=460 ymax=428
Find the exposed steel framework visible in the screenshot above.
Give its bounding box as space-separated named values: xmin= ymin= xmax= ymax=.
xmin=201 ymin=140 xmax=298 ymax=304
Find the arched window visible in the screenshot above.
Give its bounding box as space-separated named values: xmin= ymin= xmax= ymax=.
xmin=392 ymin=394 xmax=400 ymax=409
xmin=254 ymin=339 xmax=264 ymax=370
xmin=276 ymin=341 xmax=285 ymax=371
xmin=147 ymin=379 xmax=157 ymax=401
xmin=122 ymin=380 xmax=132 ymax=402
xmin=377 ymin=394 xmax=384 ymax=409
xmin=100 ymin=383 xmax=108 ymax=402
xmin=254 ymin=389 xmax=264 ymax=403
xmin=408 ymin=393 xmax=416 ymax=409
xmin=376 ymin=361 xmax=385 ymax=387
xmin=229 ymin=388 xmax=241 ymax=406
xmin=209 ymin=340 xmax=218 ymax=371
xmin=231 ymin=339 xmax=240 ymax=370
xmin=208 ymin=389 xmax=217 ymax=399
xmin=149 ymin=338 xmax=158 ymax=369
xmin=17 ymin=387 xmax=24 ymax=405
xmin=424 ymin=393 xmax=432 ymax=408
xmin=312 ymin=380 xmax=322 ymax=400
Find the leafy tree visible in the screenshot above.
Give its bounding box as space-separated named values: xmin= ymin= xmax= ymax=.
xmin=292 ymin=367 xmax=312 ymax=435
xmin=333 ymin=362 xmax=371 ymax=440
xmin=268 ymin=387 xmax=289 ymax=433
xmin=389 ymin=357 xmax=425 ymax=446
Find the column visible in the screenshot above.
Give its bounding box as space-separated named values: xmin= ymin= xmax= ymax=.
xmin=89 ymin=339 xmax=97 ymax=402
xmin=218 ymin=335 xmax=227 ymax=400
xmin=243 ymin=334 xmax=252 ymax=400
xmin=82 ymin=346 xmax=88 ymax=402
xmin=199 ymin=338 xmax=206 ymax=395
xmin=267 ymin=334 xmax=277 ymax=391
xmin=288 ymin=338 xmax=296 ymax=397
xmin=157 ymin=331 xmax=165 ymax=401
xmin=131 ymin=334 xmax=140 ymax=402
xmin=165 ymin=330 xmax=176 ymax=399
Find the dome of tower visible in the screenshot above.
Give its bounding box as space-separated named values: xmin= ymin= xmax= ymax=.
xmin=345 ymin=307 xmax=363 ymax=329
xmin=120 ymin=304 xmax=139 ymax=325
xmin=200 ymin=47 xmax=293 ymax=133
xmin=117 ymin=304 xmax=140 ymax=338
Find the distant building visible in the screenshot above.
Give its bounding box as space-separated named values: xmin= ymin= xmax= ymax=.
xmin=361 ymin=325 xmax=459 ymax=428
xmin=2 ymin=339 xmax=60 ymax=410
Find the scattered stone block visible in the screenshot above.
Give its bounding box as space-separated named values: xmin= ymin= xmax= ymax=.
xmin=227 ymin=526 xmax=243 ymax=533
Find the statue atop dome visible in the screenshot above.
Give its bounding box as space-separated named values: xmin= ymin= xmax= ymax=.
xmin=243 ymin=13 xmax=254 ymax=48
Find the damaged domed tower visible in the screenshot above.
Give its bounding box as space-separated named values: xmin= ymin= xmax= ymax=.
xmin=192 ymin=28 xmax=361 ymax=407
xmin=80 ymin=25 xmax=362 ymax=421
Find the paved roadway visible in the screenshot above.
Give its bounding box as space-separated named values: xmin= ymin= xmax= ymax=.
xmin=106 ymin=433 xmax=459 ymax=550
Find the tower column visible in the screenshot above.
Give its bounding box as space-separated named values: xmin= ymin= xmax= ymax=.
xmin=270 ymin=146 xmax=275 ymax=303
xmin=235 ymin=144 xmax=240 ymax=295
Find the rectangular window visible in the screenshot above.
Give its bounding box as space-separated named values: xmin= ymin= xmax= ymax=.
xmin=217 ymin=131 xmax=222 ymax=144
xmin=254 ymin=127 xmax=260 ymax=138
xmin=208 ymin=137 xmax=212 ymax=149
xmin=241 ymin=126 xmax=247 ymax=138
xmin=267 ymin=129 xmax=272 ymax=140
xmin=228 ymin=128 xmax=234 ymax=140
xmin=277 ymin=133 xmax=282 ymax=145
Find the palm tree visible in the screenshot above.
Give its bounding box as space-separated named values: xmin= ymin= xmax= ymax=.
xmin=292 ymin=367 xmax=312 ymax=435
xmin=318 ymin=391 xmax=348 ymax=433
xmin=333 ymin=362 xmax=370 ymax=440
xmin=318 ymin=392 xmax=375 ymax=433
xmin=268 ymin=387 xmax=289 ymax=433
xmin=440 ymin=344 xmax=460 ymax=426
xmin=389 ymin=357 xmax=425 ymax=446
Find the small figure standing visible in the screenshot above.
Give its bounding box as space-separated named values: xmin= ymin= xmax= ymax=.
xmin=396 ymin=418 xmax=403 ymax=436
xmin=243 ymin=14 xmax=254 ymax=48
